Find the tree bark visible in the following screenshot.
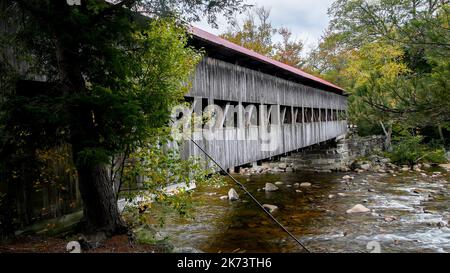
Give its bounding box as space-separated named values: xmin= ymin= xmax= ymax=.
xmin=438 ymin=125 xmax=444 ymax=143
xmin=380 ymin=121 xmax=393 ymax=152
xmin=74 ymin=153 xmax=127 ymax=236
xmin=69 ymin=108 xmax=127 ymax=235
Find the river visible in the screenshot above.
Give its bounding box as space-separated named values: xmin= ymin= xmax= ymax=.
xmin=150 ymin=168 xmax=450 ymax=253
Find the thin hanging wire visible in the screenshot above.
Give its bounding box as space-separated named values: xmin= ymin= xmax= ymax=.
xmin=187 ymin=135 xmax=311 ymax=253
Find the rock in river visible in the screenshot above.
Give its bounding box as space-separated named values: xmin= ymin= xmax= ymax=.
xmin=228 ymin=188 xmax=239 ymax=201
xmin=265 ymin=183 xmax=279 ymax=192
xmin=219 ymin=195 xmax=228 ymax=200
xmin=275 ymin=181 xmax=284 ymax=185
xmin=413 ymin=188 xmax=428 ymax=194
xmin=262 ymin=204 xmax=278 ymax=213
xmin=346 ymin=204 xmax=370 ymax=214
xmin=300 ymin=182 xmax=311 ymax=187
xmin=384 ymin=216 xmax=397 ymax=222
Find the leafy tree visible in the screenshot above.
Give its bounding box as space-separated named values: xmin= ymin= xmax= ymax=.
xmin=306 ymin=0 xmax=449 ymax=147
xmin=344 ymin=41 xmax=411 ymax=149
xmin=303 ymin=30 xmax=351 ymax=87
xmin=0 ymin=0 xmax=246 ymax=237
xmin=221 ymin=6 xmax=276 ymax=56
xmin=273 ymin=27 xmax=304 ymax=68
xmin=328 ymin=0 xmax=450 ymax=127
xmin=221 ymin=5 xmax=305 ymax=68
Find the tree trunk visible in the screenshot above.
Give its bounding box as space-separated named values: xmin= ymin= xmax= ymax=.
xmin=385 ymin=126 xmax=392 ymax=152
xmin=75 ymin=157 xmax=127 ymax=236
xmin=438 ymin=125 xmax=444 ymax=143
xmin=380 ymin=121 xmax=393 ymax=152
xmin=53 ymin=24 xmax=127 ymax=235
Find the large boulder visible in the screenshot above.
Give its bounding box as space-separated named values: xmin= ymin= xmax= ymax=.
xmin=265 ymin=183 xmax=279 ymax=192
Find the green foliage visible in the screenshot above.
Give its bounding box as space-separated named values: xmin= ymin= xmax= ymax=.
xmin=121 ymin=133 xmax=224 ymax=221
xmin=353 ymin=118 xmax=384 ymax=137
xmin=1 ymin=0 xmax=248 ymax=233
xmin=388 ymin=134 xmax=447 ymax=166
xmin=305 ymin=0 xmax=450 ymax=145
xmin=422 ymin=149 xmax=447 ymax=164
xmin=303 ymin=31 xmax=351 ymax=87
xmin=0 ymin=17 xmax=202 ymax=181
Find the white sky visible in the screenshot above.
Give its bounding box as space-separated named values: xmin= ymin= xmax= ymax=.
xmin=193 ymin=0 xmax=336 ymax=54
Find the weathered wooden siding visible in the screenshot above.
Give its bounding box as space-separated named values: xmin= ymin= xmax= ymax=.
xmin=179 ymin=57 xmax=348 ymax=170
xmin=189 ymin=57 xmax=347 ymax=109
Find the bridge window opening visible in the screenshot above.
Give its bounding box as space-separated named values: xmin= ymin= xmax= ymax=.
xmin=327 ymin=109 xmax=332 ymax=121
xmin=332 ymin=109 xmax=337 ymax=121
xmin=282 ymin=106 xmax=293 ymax=124
xmin=313 ymin=108 xmax=320 ymax=122
xmin=214 ymin=99 xmax=238 ymax=128
xmin=242 ymin=103 xmax=258 ymax=128
xmin=201 ymin=98 xmax=209 ymax=111
xmin=320 ymin=109 xmax=327 ymax=122
xmin=296 ymin=107 xmax=303 ymax=123
xmin=264 ymin=104 xmax=273 ymax=128
xmin=201 ymin=98 xmax=221 ymax=128
xmin=228 ymin=101 xmax=240 ymax=128
xmin=267 ymin=109 xmax=273 ymax=132
xmin=304 ymin=108 xmax=312 ymax=123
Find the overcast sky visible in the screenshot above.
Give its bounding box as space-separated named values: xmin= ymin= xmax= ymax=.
xmin=193 ymin=0 xmax=336 ymax=54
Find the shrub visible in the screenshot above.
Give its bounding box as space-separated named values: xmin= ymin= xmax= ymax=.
xmin=388 ymin=135 xmax=447 ymax=166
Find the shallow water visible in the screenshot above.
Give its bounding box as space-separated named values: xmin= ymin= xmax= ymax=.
xmin=151 ymin=168 xmax=450 ymax=253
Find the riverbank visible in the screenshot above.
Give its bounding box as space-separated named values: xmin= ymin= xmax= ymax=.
xmin=0 ymin=234 xmax=169 ymax=253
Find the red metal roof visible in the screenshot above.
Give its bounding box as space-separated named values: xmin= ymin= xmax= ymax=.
xmin=190 ymin=26 xmax=345 ymax=94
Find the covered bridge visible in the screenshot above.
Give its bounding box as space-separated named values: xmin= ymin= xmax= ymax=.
xmin=175 ymin=27 xmax=348 ymax=170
